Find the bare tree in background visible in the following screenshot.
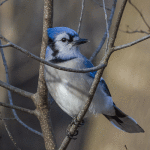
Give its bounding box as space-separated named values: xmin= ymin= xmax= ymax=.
xmin=0 ymin=0 xmax=149 ymax=149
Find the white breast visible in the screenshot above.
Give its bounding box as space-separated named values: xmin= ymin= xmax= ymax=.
xmin=44 ymin=58 xmax=114 ymax=117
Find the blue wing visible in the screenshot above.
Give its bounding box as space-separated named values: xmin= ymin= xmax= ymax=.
xmin=84 ymin=57 xmax=111 ymax=97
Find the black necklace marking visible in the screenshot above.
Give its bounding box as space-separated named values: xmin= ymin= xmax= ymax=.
xmin=48 ymin=38 xmax=59 ymax=57
xmin=50 ymin=57 xmax=77 ymax=63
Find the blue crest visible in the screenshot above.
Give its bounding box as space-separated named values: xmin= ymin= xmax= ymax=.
xmin=47 ymin=27 xmax=78 ymax=40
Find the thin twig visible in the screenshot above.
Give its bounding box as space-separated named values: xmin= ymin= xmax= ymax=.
xmin=128 ymin=0 xmax=150 ymax=30
xmin=0 ymin=80 xmax=33 ymax=99
xmin=0 ymin=40 xmax=43 ymax=136
xmin=102 ymin=0 xmax=109 ymax=51
xmin=92 ymin=0 xmax=111 ymax=11
xmin=1 ymin=118 xmax=16 ymax=120
xmin=0 ymin=101 xmax=36 ymax=115
xmin=113 ymin=34 xmax=150 ymax=51
xmin=59 ymin=0 xmax=128 ymax=149
xmin=109 ymin=0 xmax=127 ymax=47
xmin=77 ymin=0 xmax=85 ymax=34
xmin=125 ymin=145 xmax=128 ymax=150
xmin=0 ymin=0 xmax=8 ymax=6
xmin=0 ymin=43 xmax=11 ymax=48
xmin=0 ymin=112 xmax=22 ymax=150
xmin=120 ymin=29 xmax=149 ymax=35
xmin=90 ymin=0 xmax=117 ymax=61
xmin=0 ymin=35 xmax=106 ymax=73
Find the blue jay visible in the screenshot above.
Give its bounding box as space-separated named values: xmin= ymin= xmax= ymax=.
xmin=44 ymin=27 xmax=144 ymax=133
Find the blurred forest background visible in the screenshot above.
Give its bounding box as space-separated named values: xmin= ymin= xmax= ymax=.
xmin=0 ymin=0 xmax=150 ymax=149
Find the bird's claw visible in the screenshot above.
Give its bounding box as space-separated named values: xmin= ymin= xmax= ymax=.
xmin=66 ymin=128 xmax=78 ymax=140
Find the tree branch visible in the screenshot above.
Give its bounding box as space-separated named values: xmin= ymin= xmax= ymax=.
xmin=77 ymin=0 xmax=85 ymax=34
xmin=93 ymin=0 xmax=111 ymax=11
xmin=0 ymin=0 xmax=8 ymax=6
xmin=34 ymin=0 xmax=57 ymax=150
xmin=128 ymin=0 xmax=150 ymax=30
xmin=120 ymin=27 xmax=149 ymax=35
xmin=0 ymin=43 xmax=11 ymax=48
xmin=0 ymin=112 xmax=22 ymax=150
xmin=102 ymin=0 xmax=109 ymax=51
xmin=59 ymin=0 xmax=128 ymax=149
xmin=0 ymin=35 xmax=105 ymax=73
xmin=0 ymin=80 xmax=34 ymax=99
xmin=90 ymin=0 xmax=117 ymax=61
xmin=0 ymin=102 xmax=36 ymax=115
xmin=2 ymin=118 xmax=16 ymax=121
xmin=109 ymin=0 xmax=127 ymax=48
xmin=0 ymin=40 xmax=43 ymax=136
xmin=113 ymin=34 xmax=150 ymax=51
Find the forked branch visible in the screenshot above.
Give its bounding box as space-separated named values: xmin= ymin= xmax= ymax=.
xmin=59 ymin=0 xmax=128 ymax=149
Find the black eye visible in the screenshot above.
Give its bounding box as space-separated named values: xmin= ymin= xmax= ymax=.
xmin=61 ymin=38 xmax=67 ymax=42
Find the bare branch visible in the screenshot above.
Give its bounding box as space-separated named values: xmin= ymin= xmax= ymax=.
xmin=59 ymin=0 xmax=128 ymax=149
xmin=0 ymin=34 xmax=105 ymax=73
xmin=0 ymin=0 xmax=8 ymax=6
xmin=0 ymin=101 xmax=36 ymax=115
xmin=0 ymin=40 xmax=42 ymax=136
xmin=1 ymin=118 xmax=16 ymax=120
xmin=35 ymin=0 xmax=57 ymax=149
xmin=125 ymin=145 xmax=128 ymax=150
xmin=90 ymin=0 xmax=117 ymax=61
xmin=0 ymin=112 xmax=22 ymax=150
xmin=102 ymin=0 xmax=109 ymax=51
xmin=113 ymin=34 xmax=150 ymax=51
xmin=120 ymin=28 xmax=149 ymax=35
xmin=120 ymin=24 xmax=149 ymax=35
xmin=128 ymin=0 xmax=150 ymax=30
xmin=77 ymin=0 xmax=85 ymax=34
xmin=92 ymin=0 xmax=111 ymax=11
xmin=109 ymin=0 xmax=127 ymax=47
xmin=0 ymin=80 xmax=34 ymax=99
xmin=99 ymin=5 xmax=111 ymax=11
xmin=0 ymin=43 xmax=11 ymax=48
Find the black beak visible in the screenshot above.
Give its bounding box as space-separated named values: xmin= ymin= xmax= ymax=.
xmin=73 ymin=38 xmax=88 ymax=45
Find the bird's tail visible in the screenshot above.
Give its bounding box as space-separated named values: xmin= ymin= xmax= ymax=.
xmin=103 ymin=105 xmax=144 ymax=133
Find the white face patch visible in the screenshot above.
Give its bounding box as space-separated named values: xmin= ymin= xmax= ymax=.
xmin=49 ymin=32 xmax=82 ymax=60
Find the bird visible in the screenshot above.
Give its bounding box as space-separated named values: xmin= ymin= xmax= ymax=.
xmin=44 ymin=27 xmax=144 ymax=133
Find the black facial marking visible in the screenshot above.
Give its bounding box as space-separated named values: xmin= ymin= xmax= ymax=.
xmin=68 ymin=34 xmax=74 ymax=43
xmin=50 ymin=57 xmax=77 ymax=63
xmin=48 ymin=38 xmax=53 ymax=44
xmin=48 ymin=38 xmax=59 ymax=57
xmin=52 ymin=50 xmax=59 ymax=57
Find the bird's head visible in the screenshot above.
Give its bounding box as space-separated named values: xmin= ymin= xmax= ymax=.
xmin=46 ymin=27 xmax=88 ymax=61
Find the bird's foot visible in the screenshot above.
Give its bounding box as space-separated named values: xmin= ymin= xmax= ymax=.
xmin=71 ymin=116 xmax=85 ymax=127
xmin=66 ymin=129 xmax=78 ymax=140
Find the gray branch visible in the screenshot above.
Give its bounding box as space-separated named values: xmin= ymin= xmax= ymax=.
xmin=0 ymin=101 xmax=36 ymax=115
xmin=90 ymin=0 xmax=117 ymax=61
xmin=128 ymin=0 xmax=150 ymax=30
xmin=0 ymin=112 xmax=22 ymax=150
xmin=0 ymin=0 xmax=8 ymax=6
xmin=113 ymin=34 xmax=150 ymax=51
xmin=0 ymin=34 xmax=105 ymax=73
xmin=59 ymin=0 xmax=128 ymax=149
xmin=0 ymin=41 xmax=43 ymax=136
xmin=77 ymin=0 xmax=85 ymax=34
xmin=0 ymin=80 xmax=33 ymax=99
xmin=35 ymin=0 xmax=57 ymax=149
